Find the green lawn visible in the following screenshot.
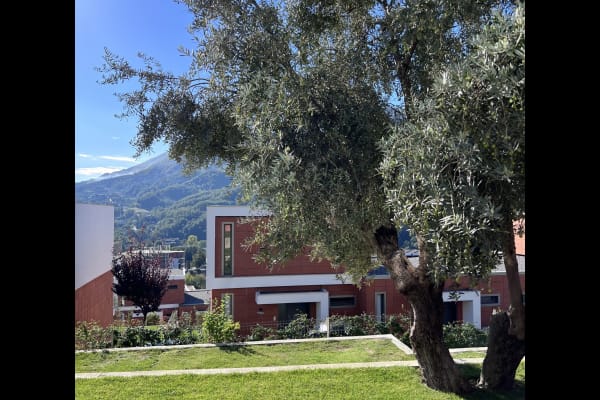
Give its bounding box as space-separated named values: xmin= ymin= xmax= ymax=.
xmin=450 ymin=351 xmax=487 ymax=358
xmin=75 ymin=363 xmax=525 ymax=400
xmin=76 ymin=339 xmax=413 ymax=372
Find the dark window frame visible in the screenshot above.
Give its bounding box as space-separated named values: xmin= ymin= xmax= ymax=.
xmin=481 ymin=294 xmax=500 ymax=306
xmin=222 ymin=222 xmax=234 ymax=276
xmin=329 ymin=296 xmax=356 ymax=308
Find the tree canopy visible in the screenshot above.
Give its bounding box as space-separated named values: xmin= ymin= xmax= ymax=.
xmin=100 ymin=0 xmax=524 ymax=392
xmin=112 ymin=248 xmax=171 ymax=322
xmin=100 ymin=0 xmax=516 ymax=281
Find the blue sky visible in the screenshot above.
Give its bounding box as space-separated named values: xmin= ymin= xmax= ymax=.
xmin=75 ymin=0 xmax=195 ymax=182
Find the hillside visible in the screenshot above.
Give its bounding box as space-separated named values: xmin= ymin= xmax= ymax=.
xmin=75 ymin=153 xmax=239 ymax=247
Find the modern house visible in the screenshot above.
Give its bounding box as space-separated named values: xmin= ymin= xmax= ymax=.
xmin=75 ymin=203 xmax=115 ymax=327
xmin=206 ymin=206 xmax=525 ymax=335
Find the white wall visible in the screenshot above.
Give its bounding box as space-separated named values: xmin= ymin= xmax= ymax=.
xmin=442 ymin=290 xmax=481 ymax=329
xmin=75 ymin=203 xmax=114 ymax=290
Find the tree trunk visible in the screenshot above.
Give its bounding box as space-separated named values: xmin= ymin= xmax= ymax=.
xmin=501 ymin=218 xmax=525 ymax=340
xmin=478 ymin=311 xmax=525 ymax=389
xmin=406 ymin=281 xmax=471 ymax=393
xmin=479 ymin=215 xmax=525 ymax=389
xmin=373 ymin=226 xmax=470 ymax=394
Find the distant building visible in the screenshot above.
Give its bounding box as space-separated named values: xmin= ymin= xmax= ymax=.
xmin=114 ymin=248 xmax=209 ymax=321
xmin=205 ymin=206 xmax=525 ymax=335
xmin=75 ymin=203 xmax=115 ymax=327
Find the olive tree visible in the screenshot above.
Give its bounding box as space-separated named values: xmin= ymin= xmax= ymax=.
xmin=99 ymin=0 xmax=517 ymax=393
xmin=380 ymin=3 xmax=524 ymax=389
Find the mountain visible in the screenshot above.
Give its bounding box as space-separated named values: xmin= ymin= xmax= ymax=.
xmin=75 ymin=153 xmax=239 ymax=247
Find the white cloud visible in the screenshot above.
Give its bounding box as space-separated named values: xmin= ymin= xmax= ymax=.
xmin=75 ymin=166 xmax=125 ymax=177
xmin=99 ymin=155 xmax=136 ymax=162
xmin=78 ymin=153 xmax=93 ymax=158
xmin=111 ymin=136 xmax=120 ymax=140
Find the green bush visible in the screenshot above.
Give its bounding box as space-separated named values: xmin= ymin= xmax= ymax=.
xmin=179 ymin=312 xmax=193 ymax=328
xmin=280 ymin=313 xmax=316 ymax=339
xmin=248 ymin=324 xmax=278 ymax=341
xmin=145 ymin=312 xmax=161 ymax=326
xmin=328 ymin=313 xmax=381 ymax=337
xmin=115 ymin=326 xmax=145 ymax=347
xmin=443 ymin=321 xmax=488 ymax=348
xmin=113 ymin=326 xmax=160 ymax=347
xmin=185 ymin=272 xmax=206 ymax=289
xmin=75 ymin=321 xmax=113 ymax=350
xmin=201 ymin=298 xmax=240 ymax=343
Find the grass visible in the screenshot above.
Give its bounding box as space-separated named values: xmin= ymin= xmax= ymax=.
xmin=75 ymin=362 xmax=525 ymax=400
xmin=76 ymin=338 xmax=488 ymax=373
xmin=76 ymin=338 xmax=413 ymax=372
xmin=451 ymin=351 xmax=486 ymax=358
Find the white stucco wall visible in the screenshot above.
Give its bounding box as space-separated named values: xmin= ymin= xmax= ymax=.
xmin=442 ymin=290 xmax=481 ymax=329
xmin=75 ymin=203 xmax=115 ymax=290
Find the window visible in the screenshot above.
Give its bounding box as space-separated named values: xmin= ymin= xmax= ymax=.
xmin=221 ymin=293 xmax=233 ymax=317
xmin=168 ymin=284 xmax=178 ymax=290
xmin=375 ymin=292 xmax=386 ymax=322
xmin=481 ymin=294 xmax=500 ymax=306
xmin=330 ymin=296 xmax=356 ymax=308
xmin=522 ymin=293 xmax=525 ymax=305
xmin=222 ymin=223 xmax=233 ymax=276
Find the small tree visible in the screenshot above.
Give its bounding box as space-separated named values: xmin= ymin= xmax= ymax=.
xmin=201 ymin=297 xmax=240 ymax=343
xmin=112 ymin=248 xmax=171 ymax=323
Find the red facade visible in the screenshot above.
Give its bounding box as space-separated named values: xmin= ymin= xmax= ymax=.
xmin=75 ymin=270 xmax=114 ymax=327
xmin=207 ymin=207 xmax=525 ymax=334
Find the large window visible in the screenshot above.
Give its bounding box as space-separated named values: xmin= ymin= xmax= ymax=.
xmin=330 ymin=296 xmax=356 ymax=308
xmin=222 ymin=223 xmax=233 ymax=276
xmin=481 ymin=294 xmax=500 ymax=306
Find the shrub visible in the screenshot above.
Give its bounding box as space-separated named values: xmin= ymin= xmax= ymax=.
xmin=443 ymin=321 xmax=488 ymax=348
xmin=328 ymin=313 xmax=381 ymax=337
xmin=280 ymin=313 xmax=316 ymax=339
xmin=75 ymin=321 xmax=113 ymax=350
xmin=201 ymin=298 xmax=240 ymax=343
xmin=185 ymin=272 xmax=206 ymax=289
xmin=248 ymin=324 xmax=278 ymax=341
xmin=166 ymin=311 xmax=179 ymax=328
xmin=179 ymin=312 xmax=193 ymax=328
xmin=145 ymin=312 xmax=160 ymax=326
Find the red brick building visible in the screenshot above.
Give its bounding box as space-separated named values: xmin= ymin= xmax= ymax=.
xmin=206 ymin=206 xmax=525 ymax=334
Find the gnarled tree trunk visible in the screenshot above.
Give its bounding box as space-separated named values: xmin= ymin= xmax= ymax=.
xmin=479 ymin=215 xmax=525 ymax=389
xmin=406 ymin=280 xmax=471 ymax=393
xmin=479 ymin=311 xmax=525 ymax=389
xmin=374 ymin=226 xmax=471 ymax=394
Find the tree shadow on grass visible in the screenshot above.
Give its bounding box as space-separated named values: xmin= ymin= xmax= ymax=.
xmin=216 ymin=344 xmax=257 ymax=356
xmin=456 ymin=364 xmax=525 ymax=400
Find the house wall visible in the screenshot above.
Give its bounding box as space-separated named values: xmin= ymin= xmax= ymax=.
xmin=207 ymin=206 xmax=524 ymax=332
xmin=75 ymin=270 xmax=114 ymax=327
xmin=75 ymin=203 xmax=114 ymax=290
xmin=358 ymin=279 xmax=412 ymax=317
xmin=214 ymin=216 xmax=341 ymax=277
xmin=121 ymin=277 xmax=185 ymax=308
xmin=441 ymin=271 xmax=525 ymax=328
xmin=477 ymin=274 xmax=526 ymax=327
xmin=75 ymin=203 xmax=114 ymax=326
xmin=163 ymin=278 xmax=186 ymax=305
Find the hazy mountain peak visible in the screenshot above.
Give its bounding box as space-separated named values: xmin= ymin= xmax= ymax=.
xmin=75 ymin=153 xmax=237 ymax=245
